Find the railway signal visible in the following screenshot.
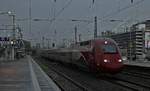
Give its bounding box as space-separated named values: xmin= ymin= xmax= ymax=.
xmin=94 ymin=16 xmax=97 ymax=38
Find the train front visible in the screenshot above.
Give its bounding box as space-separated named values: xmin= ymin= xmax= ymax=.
xmin=95 ymin=39 xmax=124 ymax=74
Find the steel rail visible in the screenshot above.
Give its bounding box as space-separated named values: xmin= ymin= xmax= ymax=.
xmin=47 ymin=66 xmax=88 ymax=91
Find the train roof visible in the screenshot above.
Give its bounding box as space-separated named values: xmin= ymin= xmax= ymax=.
xmin=42 ymin=38 xmax=117 ymax=53
xmin=73 ymin=38 xmax=116 ymax=45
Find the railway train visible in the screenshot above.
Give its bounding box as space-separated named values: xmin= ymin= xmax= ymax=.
xmin=41 ymin=38 xmax=124 ymax=74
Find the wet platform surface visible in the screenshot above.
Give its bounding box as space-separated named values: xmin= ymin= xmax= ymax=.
xmin=0 ymin=55 xmax=61 ymax=91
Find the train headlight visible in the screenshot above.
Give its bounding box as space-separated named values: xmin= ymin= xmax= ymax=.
xmin=118 ymin=59 xmax=122 ymax=62
xmin=104 ymin=59 xmax=108 ymax=63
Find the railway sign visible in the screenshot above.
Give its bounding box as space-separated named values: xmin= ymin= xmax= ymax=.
xmin=0 ymin=37 xmax=9 ymax=41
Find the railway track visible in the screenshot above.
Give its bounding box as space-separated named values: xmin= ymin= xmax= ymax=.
xmin=47 ymin=65 xmax=89 ymax=91
xmin=36 ymin=58 xmax=130 ymax=91
xmin=102 ymin=75 xmax=150 ymax=91
xmin=44 ymin=62 xmax=132 ymax=91
xmin=122 ymin=71 xmax=150 ymax=79
xmin=48 ymin=62 xmax=150 ymax=91
xmin=34 ymin=57 xmax=90 ymax=91
xmin=46 ymin=62 xmax=147 ymax=91
xmin=123 ymin=65 xmax=150 ymax=74
xmin=35 ymin=56 xmax=150 ymax=91
xmin=103 ymin=78 xmax=139 ymax=91
xmin=50 ymin=64 xmax=150 ymax=91
xmin=100 ymin=70 xmax=150 ymax=91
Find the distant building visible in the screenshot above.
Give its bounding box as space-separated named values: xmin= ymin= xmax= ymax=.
xmin=101 ymin=20 xmax=150 ymax=60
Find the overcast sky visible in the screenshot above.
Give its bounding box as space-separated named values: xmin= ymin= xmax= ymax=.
xmin=0 ymin=0 xmax=150 ymax=46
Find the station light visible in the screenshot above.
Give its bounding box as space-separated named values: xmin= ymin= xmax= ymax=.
xmin=11 ymin=41 xmax=14 ymax=45
xmin=7 ymin=11 xmax=12 ymax=15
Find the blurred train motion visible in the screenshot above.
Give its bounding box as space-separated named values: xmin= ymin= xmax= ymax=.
xmin=41 ymin=38 xmax=124 ymax=74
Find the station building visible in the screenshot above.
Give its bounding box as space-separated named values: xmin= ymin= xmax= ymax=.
xmin=101 ymin=20 xmax=150 ymax=60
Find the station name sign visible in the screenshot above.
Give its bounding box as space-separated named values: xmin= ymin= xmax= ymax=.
xmin=0 ymin=37 xmax=9 ymax=41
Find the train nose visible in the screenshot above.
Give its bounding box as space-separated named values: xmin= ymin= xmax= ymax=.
xmin=97 ymin=65 xmax=122 ymax=74
xmin=99 ymin=59 xmax=124 ymax=73
xmin=105 ymin=64 xmax=123 ymax=73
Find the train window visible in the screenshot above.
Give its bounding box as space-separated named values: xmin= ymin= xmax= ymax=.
xmin=80 ymin=41 xmax=90 ymax=46
xmin=102 ymin=45 xmax=117 ymax=53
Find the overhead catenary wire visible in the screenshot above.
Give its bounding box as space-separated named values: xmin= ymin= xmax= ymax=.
xmin=40 ymin=0 xmax=145 ymax=42
xmin=49 ymin=0 xmax=73 ymax=27
xmin=49 ymin=0 xmax=142 ymax=31
xmin=46 ymin=0 xmax=145 ymax=33
xmin=55 ymin=0 xmax=73 ymax=18
xmin=98 ymin=0 xmax=144 ymax=21
xmin=99 ymin=0 xmax=144 ymax=34
xmin=78 ymin=0 xmax=145 ymax=33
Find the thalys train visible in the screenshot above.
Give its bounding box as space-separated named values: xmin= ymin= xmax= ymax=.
xmin=41 ymin=38 xmax=124 ymax=74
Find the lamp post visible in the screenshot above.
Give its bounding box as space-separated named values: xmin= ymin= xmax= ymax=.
xmin=9 ymin=13 xmax=16 ymax=60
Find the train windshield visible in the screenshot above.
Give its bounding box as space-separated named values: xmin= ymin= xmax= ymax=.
xmin=102 ymin=45 xmax=117 ymax=53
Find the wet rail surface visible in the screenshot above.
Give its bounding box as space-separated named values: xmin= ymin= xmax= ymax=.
xmin=34 ymin=56 xmax=150 ymax=91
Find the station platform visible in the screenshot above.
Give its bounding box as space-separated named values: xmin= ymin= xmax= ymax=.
xmin=0 ymin=55 xmax=61 ymax=91
xmin=123 ymin=60 xmax=150 ymax=68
